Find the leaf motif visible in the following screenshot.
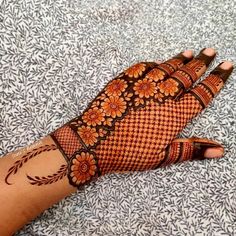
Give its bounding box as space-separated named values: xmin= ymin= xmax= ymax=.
xmin=27 ymin=164 xmax=68 ymax=186
xmin=5 ymin=144 xmax=58 ymax=185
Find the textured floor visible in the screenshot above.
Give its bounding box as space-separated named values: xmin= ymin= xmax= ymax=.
xmin=0 ymin=0 xmax=236 ymax=235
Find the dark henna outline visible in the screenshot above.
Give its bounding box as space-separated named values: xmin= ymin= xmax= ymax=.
xmin=5 ymin=144 xmax=57 ymax=185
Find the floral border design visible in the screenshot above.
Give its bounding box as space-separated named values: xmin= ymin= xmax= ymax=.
xmin=69 ymin=62 xmax=181 ymax=150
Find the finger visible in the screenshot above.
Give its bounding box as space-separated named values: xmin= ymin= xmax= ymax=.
xmin=157 ymin=137 xmax=224 ymax=168
xmin=145 ymin=50 xmax=194 ymax=82
xmin=157 ymin=48 xmax=216 ymax=98
xmin=187 ymin=61 xmax=234 ymax=109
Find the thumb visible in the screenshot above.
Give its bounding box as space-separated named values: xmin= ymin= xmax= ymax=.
xmin=159 ymin=137 xmax=224 ymax=167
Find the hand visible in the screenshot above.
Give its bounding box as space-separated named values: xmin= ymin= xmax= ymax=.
xmin=50 ymin=48 xmax=233 ymax=187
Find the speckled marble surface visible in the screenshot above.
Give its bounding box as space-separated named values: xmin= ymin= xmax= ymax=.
xmin=0 ymin=0 xmax=236 ymax=235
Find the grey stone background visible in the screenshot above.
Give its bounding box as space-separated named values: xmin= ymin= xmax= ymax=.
xmin=0 ymin=0 xmax=235 ymax=235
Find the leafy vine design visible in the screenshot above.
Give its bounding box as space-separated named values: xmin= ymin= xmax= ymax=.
xmin=27 ymin=164 xmax=68 ymax=186
xmin=5 ymin=144 xmax=57 ymax=185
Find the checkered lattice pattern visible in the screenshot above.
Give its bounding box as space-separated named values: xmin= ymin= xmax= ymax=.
xmin=51 ymin=125 xmax=82 ymax=160
xmin=95 ymin=95 xmax=202 ymax=175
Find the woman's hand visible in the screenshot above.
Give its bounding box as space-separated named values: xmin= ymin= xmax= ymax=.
xmin=1 ymin=48 xmax=233 ymax=235
xmin=49 ymin=48 xmax=233 ymax=187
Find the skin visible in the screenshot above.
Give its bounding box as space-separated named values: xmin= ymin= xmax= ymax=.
xmin=0 ymin=48 xmax=233 ymax=236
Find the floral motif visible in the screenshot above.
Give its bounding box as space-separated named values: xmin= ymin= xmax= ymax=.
xmin=154 ymin=92 xmax=164 ymax=102
xmin=146 ymin=68 xmax=165 ymax=81
xmin=97 ymin=93 xmax=107 ymax=101
xmin=82 ymin=107 xmax=105 ymax=126
xmin=134 ymin=97 xmax=144 ymax=106
xmin=134 ymin=78 xmax=157 ymax=98
xmin=158 ymin=78 xmax=179 ymax=96
xmin=101 ymin=96 xmax=126 ymax=118
xmin=125 ymin=63 xmax=146 ymax=78
xmin=78 ymin=126 xmax=98 ymax=146
xmin=91 ymin=100 xmax=100 ymax=108
xmin=105 ymin=79 xmax=127 ymax=96
xmin=70 ymin=152 xmax=97 ymax=185
xmin=70 ymin=119 xmax=82 ymax=127
xmin=98 ymin=128 xmax=107 ymax=137
xmin=123 ymin=92 xmax=133 ymax=101
xmin=103 ymin=117 xmax=113 ymax=126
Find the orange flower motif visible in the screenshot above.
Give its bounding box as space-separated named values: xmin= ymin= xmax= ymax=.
xmin=158 ymin=78 xmax=179 ymax=96
xmin=146 ymin=68 xmax=165 ymax=82
xmin=82 ymin=107 xmax=105 ymax=126
xmin=101 ymin=96 xmax=126 ymax=118
xmin=133 ymin=78 xmax=157 ymax=98
xmin=105 ymin=79 xmax=128 ymax=96
xmin=70 ymin=152 xmax=97 ymax=185
xmin=125 ymin=63 xmax=146 ymax=78
xmin=78 ymin=126 xmax=98 ymax=146
xmin=97 ymin=93 xmax=107 ymax=101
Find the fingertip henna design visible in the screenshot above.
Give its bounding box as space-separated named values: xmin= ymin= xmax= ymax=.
xmin=158 ymin=141 xmax=194 ymax=167
xmin=160 ymin=137 xmax=224 ymax=167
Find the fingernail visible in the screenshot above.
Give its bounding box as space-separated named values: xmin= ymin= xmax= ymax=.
xmin=211 ymin=61 xmax=234 ymax=82
xmin=155 ymin=60 xmax=162 ymax=64
xmin=182 ymin=50 xmax=194 ymax=58
xmin=174 ymin=50 xmax=193 ymax=63
xmin=192 ymin=138 xmax=223 ymax=160
xmin=195 ymin=48 xmax=216 ymax=66
xmin=204 ymin=147 xmax=224 ymax=159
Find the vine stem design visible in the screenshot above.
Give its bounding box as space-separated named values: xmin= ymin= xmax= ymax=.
xmin=5 ymin=144 xmax=57 ymax=185
xmin=27 ymin=164 xmax=68 ymax=186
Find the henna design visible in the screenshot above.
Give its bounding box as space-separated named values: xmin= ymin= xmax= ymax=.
xmin=51 ymin=60 xmax=185 ymax=186
xmin=50 ymin=54 xmax=231 ymax=188
xmin=159 ymin=137 xmax=223 ymax=168
xmin=26 ymin=164 xmax=68 ymax=186
xmin=190 ymin=75 xmax=224 ymax=108
xmin=158 ymin=141 xmax=193 ymax=167
xmin=67 ymin=62 xmax=182 ymax=150
xmin=68 ymin=150 xmax=98 ymax=186
xmin=5 ymin=144 xmax=57 ymax=185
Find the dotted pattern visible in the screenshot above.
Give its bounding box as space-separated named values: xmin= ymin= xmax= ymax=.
xmin=181 ymin=142 xmax=194 ymax=162
xmin=96 ymin=94 xmax=202 ymax=175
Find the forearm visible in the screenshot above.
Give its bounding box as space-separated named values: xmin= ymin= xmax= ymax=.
xmin=0 ymin=135 xmax=76 ymax=236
